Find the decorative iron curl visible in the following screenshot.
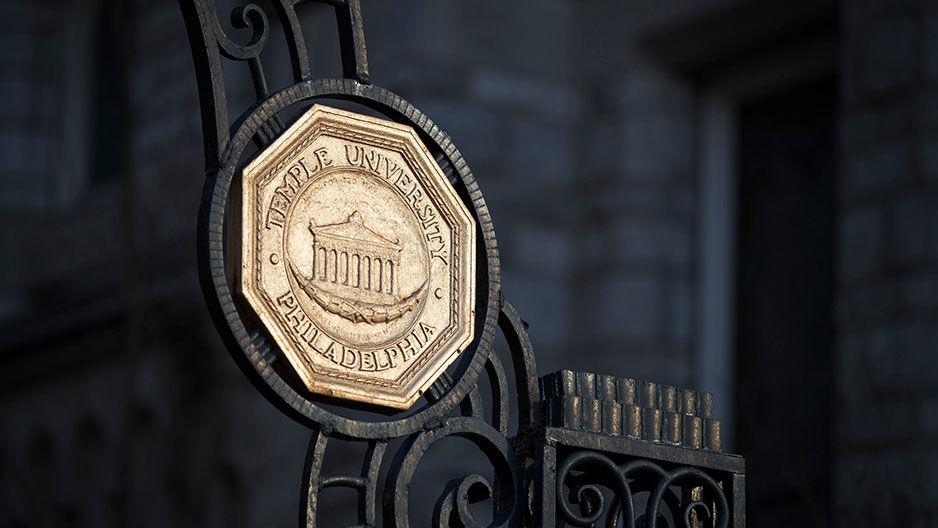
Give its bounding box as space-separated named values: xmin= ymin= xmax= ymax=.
xmin=299 ymin=298 xmax=538 ymax=527
xmin=615 ymin=460 xmax=684 ymax=528
xmin=433 ymin=473 xmax=497 ymax=528
xmin=557 ymin=451 xmax=730 ymax=528
xmin=215 ymin=3 xmax=269 ymax=61
xmin=681 ymin=501 xmax=713 ymax=528
xmin=557 ymin=452 xmax=633 ymax=527
xmin=645 ymin=466 xmax=728 ymax=528
xmin=179 ymin=0 xmax=368 ymax=168
xmin=384 ymin=417 xmax=522 ymax=528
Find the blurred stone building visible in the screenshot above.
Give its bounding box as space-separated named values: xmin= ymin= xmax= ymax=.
xmin=1 ymin=0 xmax=936 ymax=526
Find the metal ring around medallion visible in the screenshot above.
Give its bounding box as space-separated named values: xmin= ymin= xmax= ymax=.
xmin=198 ymin=78 xmax=500 ymax=439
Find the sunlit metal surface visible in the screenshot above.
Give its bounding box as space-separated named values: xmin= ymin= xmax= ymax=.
xmin=179 ymin=0 xmax=746 ymax=525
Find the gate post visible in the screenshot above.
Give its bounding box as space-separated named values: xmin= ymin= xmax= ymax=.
xmin=178 ymin=1 xmax=745 ymax=526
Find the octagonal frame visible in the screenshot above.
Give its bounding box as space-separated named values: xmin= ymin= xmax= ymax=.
xmin=239 ymin=105 xmax=476 ymax=409
xmin=197 ymin=78 xmax=500 ymax=439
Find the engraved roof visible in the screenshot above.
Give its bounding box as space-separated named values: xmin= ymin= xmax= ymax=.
xmin=309 ymin=211 xmax=401 ymax=250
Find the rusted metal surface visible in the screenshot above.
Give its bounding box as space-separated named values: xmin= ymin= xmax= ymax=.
xmin=179 ymin=1 xmax=746 ymax=525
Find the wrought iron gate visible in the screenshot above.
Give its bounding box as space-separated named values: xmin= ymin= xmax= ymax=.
xmin=178 ymin=1 xmax=746 ymax=525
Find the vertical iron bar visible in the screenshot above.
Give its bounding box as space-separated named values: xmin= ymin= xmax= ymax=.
xmin=178 ymin=0 xmax=230 ymax=170
xmin=335 ymin=0 xmax=369 ymax=83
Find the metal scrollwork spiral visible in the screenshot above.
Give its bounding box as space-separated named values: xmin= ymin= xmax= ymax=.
xmin=558 ymin=452 xmax=633 ymax=527
xmin=299 ymin=299 xmax=538 ymax=527
xmin=215 ymin=3 xmax=270 ymax=61
xmin=385 ymin=417 xmax=522 ymax=528
xmin=557 ymin=452 xmax=730 ymax=528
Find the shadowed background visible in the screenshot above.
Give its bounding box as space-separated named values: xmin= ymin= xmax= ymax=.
xmin=1 ymin=0 xmax=936 ymax=526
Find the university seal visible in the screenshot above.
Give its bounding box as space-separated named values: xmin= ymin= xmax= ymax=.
xmin=239 ymin=105 xmax=476 ymax=409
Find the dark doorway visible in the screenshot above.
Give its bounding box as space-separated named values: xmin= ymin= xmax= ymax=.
xmin=735 ymin=77 xmax=835 ymax=526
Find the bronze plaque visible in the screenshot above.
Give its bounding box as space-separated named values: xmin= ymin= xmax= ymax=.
xmin=240 ymin=105 xmax=476 ymax=409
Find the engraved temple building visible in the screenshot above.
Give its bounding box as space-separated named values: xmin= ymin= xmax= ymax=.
xmin=308 ymin=211 xmax=401 ymax=301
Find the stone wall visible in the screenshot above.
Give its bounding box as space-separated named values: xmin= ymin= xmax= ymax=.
xmin=1 ymin=1 xmax=309 ymax=526
xmin=836 ymin=0 xmax=938 ymax=523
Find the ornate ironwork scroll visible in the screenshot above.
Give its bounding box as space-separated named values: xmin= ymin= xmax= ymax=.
xmin=179 ymin=1 xmax=746 ymax=526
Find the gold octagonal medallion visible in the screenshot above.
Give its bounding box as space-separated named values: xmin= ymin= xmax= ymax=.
xmin=240 ymin=105 xmax=476 ymax=409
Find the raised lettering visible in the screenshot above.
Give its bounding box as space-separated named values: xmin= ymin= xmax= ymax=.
xmin=384 ymin=159 xmax=403 ymax=183
xmin=345 ymin=145 xmax=363 ymax=165
xmin=385 ymin=348 xmax=400 ymax=369
xmin=429 ymin=245 xmax=448 ymax=264
xmin=326 ymin=344 xmax=342 ymax=365
xmin=365 ymin=150 xmax=382 ymax=173
xmin=395 ymin=173 xmax=413 ymax=195
xmin=360 ymin=350 xmax=377 ymax=371
xmin=314 ymin=147 xmax=333 ymax=168
xmin=420 ymin=322 xmax=436 ymax=341
xmin=408 ymin=187 xmax=424 ymax=209
xmin=397 ymin=337 xmax=416 ymax=361
xmin=277 ymin=291 xmax=297 ymax=309
xmin=341 ymin=347 xmax=359 ymax=369
xmin=417 ymin=204 xmax=436 ymax=225
xmin=376 ymin=350 xmax=392 ymax=370
xmin=425 ymin=222 xmax=444 ymax=245
xmin=310 ymin=331 xmax=335 ymax=359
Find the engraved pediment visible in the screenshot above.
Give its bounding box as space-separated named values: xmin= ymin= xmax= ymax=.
xmin=309 ymin=211 xmax=401 ymax=251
